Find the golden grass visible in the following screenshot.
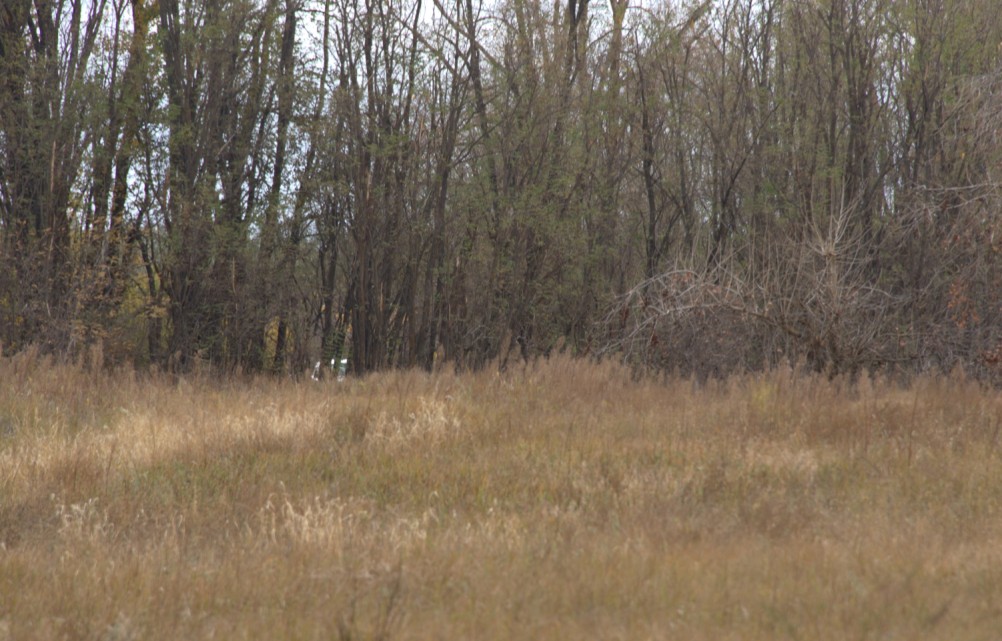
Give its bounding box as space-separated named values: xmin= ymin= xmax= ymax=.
xmin=2 ymin=350 xmax=1002 ymax=639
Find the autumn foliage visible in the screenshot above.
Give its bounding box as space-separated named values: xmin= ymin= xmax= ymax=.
xmin=2 ymin=0 xmax=1002 ymax=378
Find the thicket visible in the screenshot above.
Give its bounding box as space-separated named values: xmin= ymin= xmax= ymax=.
xmin=2 ymin=0 xmax=1002 ymax=379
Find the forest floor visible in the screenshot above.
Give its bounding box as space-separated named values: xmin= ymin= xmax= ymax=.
xmin=2 ymin=350 xmax=1002 ymax=640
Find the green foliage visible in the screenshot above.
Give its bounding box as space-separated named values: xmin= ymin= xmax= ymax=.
xmin=2 ymin=0 xmax=1002 ymax=377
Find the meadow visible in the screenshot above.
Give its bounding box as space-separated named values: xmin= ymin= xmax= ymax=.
xmin=2 ymin=349 xmax=1002 ymax=640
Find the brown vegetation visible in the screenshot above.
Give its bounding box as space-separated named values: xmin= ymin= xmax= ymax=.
xmin=2 ymin=351 xmax=1002 ymax=639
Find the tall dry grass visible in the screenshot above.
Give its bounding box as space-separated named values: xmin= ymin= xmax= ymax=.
xmin=2 ymin=350 xmax=1002 ymax=639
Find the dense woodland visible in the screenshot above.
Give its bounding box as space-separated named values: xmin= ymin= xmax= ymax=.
xmin=2 ymin=0 xmax=1002 ymax=378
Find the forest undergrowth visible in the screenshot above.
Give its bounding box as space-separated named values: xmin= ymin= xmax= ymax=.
xmin=2 ymin=349 xmax=1002 ymax=640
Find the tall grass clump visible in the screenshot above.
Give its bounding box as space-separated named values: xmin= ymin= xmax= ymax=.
xmin=2 ymin=352 xmax=1002 ymax=639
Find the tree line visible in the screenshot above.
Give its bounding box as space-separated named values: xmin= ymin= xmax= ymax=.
xmin=2 ymin=0 xmax=1002 ymax=379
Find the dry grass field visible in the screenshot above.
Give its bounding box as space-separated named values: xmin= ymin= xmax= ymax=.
xmin=2 ymin=349 xmax=1002 ymax=640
